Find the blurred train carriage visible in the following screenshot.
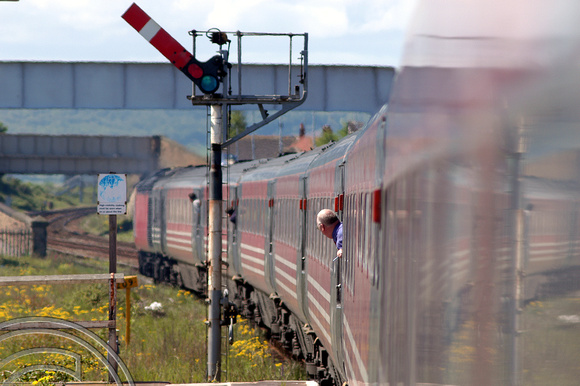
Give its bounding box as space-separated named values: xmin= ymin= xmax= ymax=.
xmin=131 ymin=0 xmax=580 ymax=384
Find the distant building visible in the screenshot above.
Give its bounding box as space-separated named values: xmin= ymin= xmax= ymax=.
xmin=227 ymin=123 xmax=314 ymax=161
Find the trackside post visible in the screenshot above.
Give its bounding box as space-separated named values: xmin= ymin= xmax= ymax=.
xmin=207 ymin=105 xmax=224 ymax=380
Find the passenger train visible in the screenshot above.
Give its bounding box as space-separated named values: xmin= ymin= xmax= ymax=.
xmin=132 ymin=1 xmax=580 ymax=385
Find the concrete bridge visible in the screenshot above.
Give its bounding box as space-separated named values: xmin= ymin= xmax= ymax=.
xmin=0 ymin=62 xmax=395 ymax=114
xmin=0 ymin=134 xmax=203 ymax=175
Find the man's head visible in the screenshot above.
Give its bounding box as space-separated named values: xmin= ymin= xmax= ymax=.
xmin=317 ymin=209 xmax=340 ymax=239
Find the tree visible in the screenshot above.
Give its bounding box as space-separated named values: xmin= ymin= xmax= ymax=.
xmin=0 ymin=121 xmax=7 ymax=134
xmin=315 ymin=120 xmax=363 ymax=146
xmin=228 ymin=110 xmax=247 ymax=139
xmin=337 ymin=121 xmax=349 ymax=138
xmin=315 ymin=125 xmax=338 ymax=146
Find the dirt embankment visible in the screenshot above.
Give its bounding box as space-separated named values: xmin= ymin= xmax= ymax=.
xmin=158 ymin=136 xmax=205 ymax=168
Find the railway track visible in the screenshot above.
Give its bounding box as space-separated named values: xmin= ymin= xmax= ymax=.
xmin=33 ymin=206 xmax=139 ymax=269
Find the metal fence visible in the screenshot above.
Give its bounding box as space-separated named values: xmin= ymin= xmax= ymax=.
xmin=0 ymin=228 xmax=32 ymax=257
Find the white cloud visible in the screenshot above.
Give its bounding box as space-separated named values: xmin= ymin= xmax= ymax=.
xmin=0 ymin=0 xmax=416 ymax=65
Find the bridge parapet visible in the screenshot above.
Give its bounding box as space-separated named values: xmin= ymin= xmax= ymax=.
xmin=0 ymin=134 xmax=161 ymax=175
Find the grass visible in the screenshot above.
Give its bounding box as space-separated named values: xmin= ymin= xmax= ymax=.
xmin=0 ymin=253 xmax=307 ymax=384
xmin=80 ymin=213 xmax=134 ymax=243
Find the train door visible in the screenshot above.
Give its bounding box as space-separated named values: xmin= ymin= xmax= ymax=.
xmin=147 ymin=195 xmax=154 ymax=249
xmin=297 ymin=175 xmax=310 ymax=320
xmin=227 ymin=186 xmax=241 ymax=276
xmin=190 ymin=188 xmax=204 ymax=265
xmin=331 ymin=161 xmax=346 ymax=372
xmin=264 ymin=180 xmax=277 ymax=294
xmin=151 ymin=188 xmax=164 ymax=253
xmin=159 ymin=189 xmax=168 ymax=254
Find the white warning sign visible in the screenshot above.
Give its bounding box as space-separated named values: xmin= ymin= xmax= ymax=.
xmin=97 ymin=173 xmax=127 ymax=215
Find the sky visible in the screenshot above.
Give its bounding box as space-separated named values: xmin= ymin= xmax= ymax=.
xmin=0 ymin=0 xmax=418 ymax=67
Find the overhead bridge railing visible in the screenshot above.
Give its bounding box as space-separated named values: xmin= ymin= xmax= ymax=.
xmin=186 ymin=30 xmax=309 ymax=148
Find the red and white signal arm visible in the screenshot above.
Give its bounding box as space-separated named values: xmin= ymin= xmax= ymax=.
xmin=97 ymin=173 xmax=127 ymax=215
xmin=122 ymin=3 xmax=221 ymax=94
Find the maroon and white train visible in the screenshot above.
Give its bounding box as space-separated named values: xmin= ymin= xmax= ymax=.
xmin=132 ymin=1 xmax=580 ymax=384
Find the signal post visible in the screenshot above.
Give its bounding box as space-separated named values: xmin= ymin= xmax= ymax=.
xmin=123 ymin=3 xmax=308 ymax=381
xmin=207 ymin=104 xmax=223 ymax=379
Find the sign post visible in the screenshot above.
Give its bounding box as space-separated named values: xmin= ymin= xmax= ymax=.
xmin=97 ymin=173 xmax=127 ymax=379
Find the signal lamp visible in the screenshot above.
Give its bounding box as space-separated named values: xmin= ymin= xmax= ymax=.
xmin=185 ymin=55 xmax=224 ymax=94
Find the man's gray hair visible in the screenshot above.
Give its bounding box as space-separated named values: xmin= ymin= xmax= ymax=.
xmin=317 ymin=209 xmax=339 ymax=226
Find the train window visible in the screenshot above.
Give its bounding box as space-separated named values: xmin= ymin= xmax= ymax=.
xmin=251 ymin=199 xmax=255 ymax=234
xmin=257 ymin=199 xmax=261 ymax=235
xmin=263 ymin=198 xmax=267 ymax=236
xmin=287 ymin=199 xmax=290 ymax=245
xmin=240 ymin=199 xmax=246 ymax=231
xmin=363 ymin=193 xmax=370 ymax=275
xmin=260 ymin=198 xmax=264 ymax=236
xmin=255 ymin=199 xmax=259 ymax=235
xmin=252 ymin=198 xmax=258 ymax=234
xmin=250 ymin=198 xmax=254 ymax=233
xmin=292 ymin=198 xmax=296 ymax=245
xmin=288 ymin=198 xmax=292 ymax=245
xmin=247 ymin=198 xmax=251 ymax=233
xmin=279 ymin=199 xmax=284 ymax=243
xmin=180 ymin=198 xmax=183 ymax=224
xmin=316 ymin=198 xmax=320 ymax=262
xmin=291 ymin=198 xmax=295 ymax=246
xmin=285 ymin=199 xmax=288 ymax=244
xmin=313 ymin=197 xmax=319 ymax=262
xmin=180 ymin=198 xmax=184 ymax=224
xmin=260 ymin=198 xmax=265 ymax=236
xmin=284 ymin=199 xmax=288 ymax=244
xmin=346 ymin=193 xmax=354 ymax=293
xmin=245 ymin=199 xmax=250 ymax=232
xmin=259 ymin=198 xmax=262 ymax=235
xmin=285 ymin=199 xmax=288 ymax=245
xmin=356 ymin=192 xmax=361 ymax=268
xmin=275 ymin=200 xmax=280 ymax=241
